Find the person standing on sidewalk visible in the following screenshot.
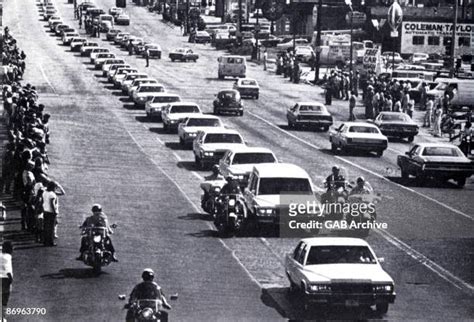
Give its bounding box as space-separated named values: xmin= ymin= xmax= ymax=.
xmin=1 ymin=241 xmax=13 ymax=312
xmin=433 ymin=105 xmax=443 ymax=137
xmin=348 ymin=91 xmax=356 ymax=121
xmin=263 ymin=49 xmax=268 ymax=71
xmin=145 ymin=48 xmax=150 ymax=67
xmin=423 ymin=97 xmax=434 ymax=127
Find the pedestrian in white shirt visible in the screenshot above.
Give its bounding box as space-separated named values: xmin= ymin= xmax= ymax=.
xmin=42 ymin=181 xmax=65 ymax=246
xmin=1 ymin=241 xmax=13 ymax=310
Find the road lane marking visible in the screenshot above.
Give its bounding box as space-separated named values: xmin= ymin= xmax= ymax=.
xmin=246 ymin=110 xmax=473 ymax=221
xmin=124 ymin=123 xmax=265 ymax=289
xmin=375 ymin=228 xmax=474 ymax=295
xmin=39 ymin=63 xmax=57 ymax=94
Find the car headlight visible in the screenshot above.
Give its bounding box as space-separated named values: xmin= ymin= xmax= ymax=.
xmin=169 ymin=120 xmax=177 ymax=123
xmin=309 ymin=284 xmax=331 ymax=292
xmin=236 ymin=175 xmax=245 ymax=180
xmin=257 ymin=208 xmax=274 ymax=216
xmin=204 ymin=151 xmax=214 ymax=157
xmin=373 ymin=284 xmax=394 ymax=293
xmin=93 ymin=235 xmax=102 ymax=243
xmin=186 ymin=132 xmax=197 ymax=137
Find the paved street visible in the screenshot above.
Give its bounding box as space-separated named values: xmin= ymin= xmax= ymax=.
xmin=2 ymin=0 xmax=473 ymax=321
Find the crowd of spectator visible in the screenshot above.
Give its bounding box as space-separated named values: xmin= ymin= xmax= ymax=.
xmin=1 ymin=27 xmax=65 ymax=248
xmin=1 ymin=27 xmax=27 ymax=84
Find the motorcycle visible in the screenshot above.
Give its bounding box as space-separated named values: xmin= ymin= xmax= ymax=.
xmin=79 ymin=224 xmax=117 ymax=273
xmin=344 ymin=187 xmax=380 ymax=238
xmin=200 ymin=178 xmax=226 ymax=218
xmin=321 ymin=181 xmax=348 ymax=221
xmin=119 ymin=293 xmax=178 ymax=322
xmin=214 ymin=194 xmax=246 ymax=237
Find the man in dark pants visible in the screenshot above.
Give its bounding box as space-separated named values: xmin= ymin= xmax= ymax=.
xmin=145 ymin=48 xmax=150 ymax=67
xmin=42 ymin=181 xmax=63 ymax=246
xmin=1 ymin=241 xmax=13 ymax=312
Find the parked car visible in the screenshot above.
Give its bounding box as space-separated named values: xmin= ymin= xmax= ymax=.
xmin=213 ymin=89 xmax=243 ymax=116
xmin=111 ymin=68 xmax=137 ymax=86
xmin=397 ymin=143 xmax=474 ymax=187
xmin=285 ymin=237 xmax=396 ymax=314
xmin=94 ymin=53 xmax=117 ymax=69
xmin=410 ymin=52 xmax=429 ymax=64
xmin=70 ymin=37 xmax=87 ymax=51
xmin=373 ymin=112 xmax=419 ymax=142
xmin=194 ymin=31 xmax=211 ymax=43
xmin=329 ymin=122 xmax=388 ymax=157
xmin=122 ymin=73 xmax=149 ymax=94
xmin=382 ymin=51 xmax=403 ymax=65
xmin=193 ymin=128 xmax=245 ymax=169
xmin=108 ymin=7 xmax=123 ymax=17
xmin=62 ymin=32 xmax=79 ymax=45
xmin=287 ymin=102 xmax=333 ymax=131
xmin=89 ymin=48 xmax=110 ymax=63
xmin=113 ymin=32 xmax=130 ymax=45
xmin=169 ymin=48 xmax=199 ymax=62
xmin=233 ymin=78 xmax=259 ymax=99
xmin=145 ymin=93 xmax=182 ymax=119
xmin=115 ymin=13 xmax=130 ymax=25
xmin=80 ymin=42 xmax=99 ymax=56
xmin=295 ymin=46 xmax=315 ymax=64
xmin=276 ymin=38 xmax=309 ymax=49
xmin=178 ymin=115 xmax=223 ymax=146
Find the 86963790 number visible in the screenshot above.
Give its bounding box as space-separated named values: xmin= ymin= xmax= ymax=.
xmin=5 ymin=308 xmax=47 ymax=315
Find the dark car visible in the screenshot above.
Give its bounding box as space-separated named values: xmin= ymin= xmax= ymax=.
xmin=397 ymin=143 xmax=474 ymax=187
xmin=213 ymin=89 xmax=243 ymax=116
xmin=194 ymin=31 xmax=211 ymax=44
xmin=373 ymin=112 xmax=419 ymax=142
xmin=169 ymin=48 xmax=199 ymax=62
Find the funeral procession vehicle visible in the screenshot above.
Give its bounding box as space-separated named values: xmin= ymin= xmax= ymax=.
xmin=145 ymin=93 xmax=182 ymax=119
xmin=287 ymin=102 xmax=333 ymax=131
xmin=329 ymin=122 xmax=388 ymax=157
xmin=213 ymin=89 xmax=244 ymax=116
xmin=162 ymin=102 xmax=202 ymax=132
xmin=285 ymin=237 xmax=396 ymax=315
xmin=193 ymin=128 xmax=246 ymax=169
xmin=177 ymin=115 xmax=224 ymax=146
xmin=397 ymin=143 xmax=474 ymax=187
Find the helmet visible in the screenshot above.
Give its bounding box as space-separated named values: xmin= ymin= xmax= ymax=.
xmin=332 ymin=166 xmax=340 ymax=173
xmin=226 ymin=175 xmax=235 ymax=182
xmin=91 ymin=204 xmax=102 ymax=213
xmin=356 ymin=176 xmax=365 ymax=184
xmin=142 ymin=268 xmax=154 ymax=281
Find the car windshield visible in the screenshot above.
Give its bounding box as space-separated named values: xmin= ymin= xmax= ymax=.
xmin=258 ymin=178 xmax=312 ymax=195
xmin=306 ymin=246 xmax=377 ymax=265
xmin=241 ymin=80 xmax=257 ymax=86
xmin=152 ymin=96 xmax=180 ymax=103
xmin=422 ymin=147 xmax=462 ymax=157
xmin=187 ymin=119 xmax=220 ymax=127
xmin=434 ymin=82 xmax=448 ymax=90
xmin=139 ymin=86 xmax=163 ymax=92
xmin=204 ymin=134 xmax=242 ymax=144
xmin=170 ymin=105 xmax=199 ymax=113
xmin=232 ymin=153 xmax=276 ymax=165
xmin=380 ymin=114 xmax=408 ymax=122
xmin=300 ymin=105 xmax=322 ymax=112
xmin=127 ymin=75 xmax=145 ymax=80
xmin=348 ymin=126 xmax=379 ymax=133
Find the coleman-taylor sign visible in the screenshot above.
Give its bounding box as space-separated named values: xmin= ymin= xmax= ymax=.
xmin=401 ymin=21 xmax=474 ymax=55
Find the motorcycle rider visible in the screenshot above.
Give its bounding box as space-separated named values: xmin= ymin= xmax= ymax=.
xmin=126 ymin=269 xmax=172 ymax=322
xmin=76 ymin=204 xmax=117 ymax=262
xmin=220 ymin=175 xmax=241 ymax=195
xmin=205 ymin=165 xmax=224 ymax=181
xmin=325 ymin=166 xmax=347 ymax=192
xmin=349 ymin=177 xmax=373 ymax=196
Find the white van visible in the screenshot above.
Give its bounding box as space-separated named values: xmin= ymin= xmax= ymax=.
xmin=217 ymin=55 xmax=246 ymax=79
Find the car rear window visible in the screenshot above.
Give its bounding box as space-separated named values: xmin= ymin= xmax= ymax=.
xmin=241 ymin=80 xmax=256 ymax=86
xmin=152 ymin=96 xmax=180 ymax=103
xmin=232 ymin=153 xmax=276 ymax=165
xmin=306 ymin=246 xmax=376 ymax=265
xmin=380 ymin=114 xmax=408 ymax=122
xmin=300 ymin=105 xmax=322 ymax=112
xmin=139 ymin=86 xmax=163 ymax=92
xmin=422 ymin=147 xmax=462 ymax=157
xmin=218 ymin=91 xmax=237 ymax=99
xmin=186 ymin=118 xmax=219 ymax=127
xmin=348 ymin=126 xmax=379 ymax=134
xmin=258 ymin=178 xmax=311 ymax=195
xmin=204 ymin=133 xmax=242 ymax=144
xmin=170 ymin=105 xmax=200 ymax=114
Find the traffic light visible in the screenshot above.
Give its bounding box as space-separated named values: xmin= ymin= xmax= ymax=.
xmin=116 ymin=0 xmax=126 ymax=8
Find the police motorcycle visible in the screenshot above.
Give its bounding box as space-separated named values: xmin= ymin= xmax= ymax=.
xmin=199 ymin=171 xmax=226 ymax=218
xmin=214 ymin=193 xmax=246 ymax=237
xmin=119 ymin=293 xmax=178 ymax=322
xmin=79 ymin=223 xmax=117 ymax=273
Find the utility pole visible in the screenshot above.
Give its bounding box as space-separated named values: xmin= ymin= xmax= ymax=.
xmin=238 ymin=0 xmax=243 ymax=33
xmin=313 ymin=0 xmax=323 ymax=83
xmin=449 ymin=0 xmax=458 ymax=78
xmin=184 ymin=0 xmax=189 ymax=36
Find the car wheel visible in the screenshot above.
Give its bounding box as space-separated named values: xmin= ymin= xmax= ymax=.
xmin=376 ymin=303 xmax=389 ymax=315
xmin=179 ymin=137 xmax=184 ymax=145
xmin=456 ymin=177 xmax=466 ymax=187
xmin=239 ymin=111 xmax=244 ymax=116
xmin=255 ymin=94 xmax=259 ymax=100
xmin=407 ymin=135 xmax=414 ymax=142
xmin=401 ymin=168 xmax=409 ymax=179
xmin=171 ymin=58 xmax=175 ymax=62
xmin=375 ymin=150 xmax=383 ymax=157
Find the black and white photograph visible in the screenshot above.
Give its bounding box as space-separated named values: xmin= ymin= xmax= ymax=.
xmin=0 ymin=0 xmax=473 ymax=320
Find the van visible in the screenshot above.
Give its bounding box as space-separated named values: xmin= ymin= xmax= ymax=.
xmin=99 ymin=14 xmax=113 ymax=24
xmin=217 ymin=55 xmax=246 ymax=79
xmin=447 ymin=80 xmax=474 ymax=108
